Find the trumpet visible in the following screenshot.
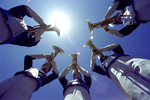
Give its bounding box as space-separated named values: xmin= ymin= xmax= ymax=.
xmin=45 ymin=46 xmax=64 ymax=68
xmin=87 ymin=13 xmax=120 ymax=34
xmin=69 ymin=52 xmax=80 ymax=74
xmin=28 ymin=25 xmax=52 ymax=33
xmin=83 ymin=36 xmax=104 ymax=57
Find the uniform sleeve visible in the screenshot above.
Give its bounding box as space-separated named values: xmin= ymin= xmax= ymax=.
xmin=92 ymin=64 xmax=106 ymax=75
xmin=41 ymin=70 xmax=58 ymax=86
xmin=119 ymin=24 xmax=140 ymax=36
xmin=112 ymin=44 xmax=124 ymax=54
xmin=24 ymin=55 xmax=36 ymax=70
xmin=59 ymin=77 xmax=68 ymax=88
xmin=103 ymin=1 xmax=119 ymax=20
xmin=100 ymin=44 xmax=124 ymax=54
xmin=10 ymin=31 xmax=40 ymax=47
xmin=8 ymin=5 xmax=32 ymax=20
xmin=84 ymin=75 xmax=92 ymax=88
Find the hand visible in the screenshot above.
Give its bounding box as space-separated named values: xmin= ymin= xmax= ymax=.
xmin=67 ymin=64 xmax=73 ymax=70
xmin=71 ymin=62 xmax=77 ymax=70
xmin=76 ymin=64 xmax=80 ymax=69
xmin=98 ymin=49 xmax=103 ymax=53
xmin=45 ymin=52 xmax=53 ymax=60
xmin=40 ymin=24 xmax=50 ymax=29
xmin=102 ymin=18 xmax=108 ymax=22
xmin=101 ymin=25 xmax=109 ymax=32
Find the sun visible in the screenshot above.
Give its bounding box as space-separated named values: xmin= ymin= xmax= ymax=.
xmin=49 ymin=12 xmax=70 ymax=35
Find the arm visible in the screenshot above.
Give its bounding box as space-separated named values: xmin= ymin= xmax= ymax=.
xmin=77 ymin=64 xmax=90 ymax=77
xmin=90 ymin=51 xmax=97 ymax=71
xmin=41 ymin=70 xmax=58 ymax=86
xmin=24 ymin=55 xmax=35 ymax=70
xmin=101 ymin=25 xmax=125 ymax=37
xmin=99 ymin=44 xmax=124 ymax=54
xmin=103 ymin=1 xmax=119 ymax=20
xmin=27 ymin=54 xmax=50 ymax=59
xmin=107 ymin=29 xmax=125 ymax=37
xmin=58 ymin=66 xmax=71 ymax=88
xmin=106 ymin=24 xmax=140 ymax=37
xmin=8 ymin=5 xmax=32 ymax=20
xmin=118 ymin=24 xmax=140 ymax=36
xmin=51 ymin=57 xmax=58 ymax=75
xmin=24 ymin=54 xmax=50 ymax=70
xmin=8 ymin=5 xmax=46 ymax=26
xmin=34 ymin=28 xmax=45 ymax=42
xmin=76 ymin=64 xmax=92 ymax=88
xmin=90 ymin=51 xmax=106 ymax=75
xmin=25 ymin=6 xmax=46 ymax=26
xmin=59 ymin=66 xmax=71 ymax=80
xmin=84 ymin=75 xmax=92 ymax=89
xmin=40 ymin=55 xmax=59 ymax=86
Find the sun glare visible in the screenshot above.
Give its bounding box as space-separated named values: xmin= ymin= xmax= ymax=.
xmin=49 ymin=12 xmax=70 ymax=35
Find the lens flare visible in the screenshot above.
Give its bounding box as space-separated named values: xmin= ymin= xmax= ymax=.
xmin=49 ymin=12 xmax=70 ymax=35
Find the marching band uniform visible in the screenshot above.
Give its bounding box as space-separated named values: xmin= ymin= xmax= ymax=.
xmin=59 ymin=65 xmax=92 ymax=100
xmin=91 ymin=44 xmax=150 ymax=100
xmin=0 ymin=55 xmax=58 ymax=100
xmin=103 ymin=0 xmax=150 ymax=37
xmin=0 ymin=5 xmax=59 ymax=47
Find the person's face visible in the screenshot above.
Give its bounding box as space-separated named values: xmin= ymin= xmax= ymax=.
xmin=27 ymin=26 xmax=34 ymax=35
xmin=73 ymin=73 xmax=82 ymax=79
xmin=116 ymin=15 xmax=123 ymax=24
xmin=41 ymin=64 xmax=51 ymax=73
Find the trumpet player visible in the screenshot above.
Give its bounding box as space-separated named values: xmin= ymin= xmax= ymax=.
xmin=0 ymin=5 xmax=60 ymax=47
xmin=101 ymin=0 xmax=150 ymax=37
xmin=90 ymin=44 xmax=150 ymax=100
xmin=59 ymin=63 xmax=92 ymax=100
xmin=0 ymin=53 xmax=58 ymax=100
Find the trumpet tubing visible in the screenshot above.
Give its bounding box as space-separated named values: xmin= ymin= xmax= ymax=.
xmin=92 ymin=13 xmax=119 ymax=28
xmin=44 ymin=46 xmax=64 ymax=68
xmin=92 ymin=18 xmax=115 ymax=28
xmin=69 ymin=53 xmax=80 ymax=71
xmin=84 ymin=36 xmax=104 ymax=57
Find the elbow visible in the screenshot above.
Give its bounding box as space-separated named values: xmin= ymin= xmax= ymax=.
xmin=20 ymin=5 xmax=30 ymax=9
xmin=24 ymin=55 xmax=30 ymax=59
xmin=58 ymin=75 xmax=62 ymax=80
xmin=111 ymin=44 xmax=120 ymax=47
xmin=53 ymin=73 xmax=58 ymax=80
xmin=17 ymin=5 xmax=30 ymax=10
xmin=26 ymin=42 xmax=38 ymax=47
xmin=118 ymin=34 xmax=125 ymax=38
xmin=91 ymin=67 xmax=95 ymax=72
xmin=55 ymin=74 xmax=58 ymax=79
xmin=90 ymin=64 xmax=95 ymax=72
xmin=53 ymin=71 xmax=59 ymax=79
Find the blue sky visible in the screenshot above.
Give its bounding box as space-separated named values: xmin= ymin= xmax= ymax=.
xmin=0 ymin=0 xmax=150 ymax=100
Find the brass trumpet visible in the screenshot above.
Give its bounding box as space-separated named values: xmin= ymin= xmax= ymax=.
xmin=87 ymin=13 xmax=120 ymax=34
xmin=29 ymin=24 xmax=60 ymax=36
xmin=28 ymin=25 xmax=52 ymax=33
xmin=69 ymin=52 xmax=80 ymax=74
xmin=83 ymin=36 xmax=104 ymax=57
xmin=45 ymin=46 xmax=64 ymax=68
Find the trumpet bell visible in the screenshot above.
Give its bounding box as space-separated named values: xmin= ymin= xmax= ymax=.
xmin=83 ymin=36 xmax=93 ymax=47
xmin=68 ymin=52 xmax=80 ymax=56
xmin=87 ymin=19 xmax=93 ymax=34
xmin=52 ymin=46 xmax=64 ymax=54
